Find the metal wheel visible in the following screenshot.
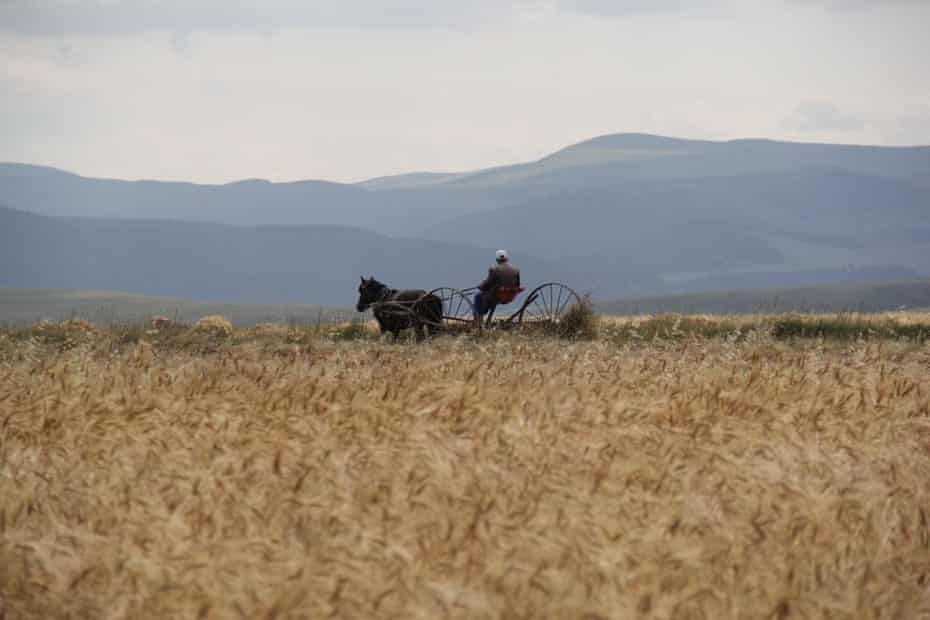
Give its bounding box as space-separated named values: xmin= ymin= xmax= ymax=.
xmin=426 ymin=287 xmax=475 ymax=331
xmin=519 ymin=283 xmax=582 ymax=325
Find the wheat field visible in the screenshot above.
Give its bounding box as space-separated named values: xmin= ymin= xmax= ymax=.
xmin=1 ymin=318 xmax=929 ymax=618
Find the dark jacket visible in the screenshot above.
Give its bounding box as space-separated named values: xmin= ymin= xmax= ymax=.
xmin=478 ymin=261 xmax=521 ymax=293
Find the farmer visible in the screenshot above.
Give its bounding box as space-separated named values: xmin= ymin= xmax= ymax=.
xmin=473 ymin=249 xmax=521 ymax=327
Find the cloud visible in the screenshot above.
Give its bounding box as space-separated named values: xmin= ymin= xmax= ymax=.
xmin=0 ymin=0 xmax=728 ymax=35
xmin=555 ymin=0 xmax=721 ymax=17
xmin=0 ymin=1 xmax=531 ymax=35
xmin=787 ymin=0 xmax=926 ymax=8
xmin=1 ymin=2 xmax=925 ymax=183
xmin=892 ymin=111 xmax=930 ymax=144
xmin=3 ymin=1 xmax=925 ymax=36
xmin=779 ymin=102 xmax=864 ymax=133
xmin=898 ymin=113 xmax=930 ymax=132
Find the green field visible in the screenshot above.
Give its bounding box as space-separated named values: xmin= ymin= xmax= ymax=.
xmin=4 ymin=280 xmax=930 ymax=330
xmin=0 ymin=288 xmax=353 ymax=327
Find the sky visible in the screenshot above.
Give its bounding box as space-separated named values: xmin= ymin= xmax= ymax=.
xmin=2 ymin=0 xmax=928 ymax=183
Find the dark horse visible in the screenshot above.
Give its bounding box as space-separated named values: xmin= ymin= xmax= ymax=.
xmin=356 ymin=276 xmax=443 ymax=341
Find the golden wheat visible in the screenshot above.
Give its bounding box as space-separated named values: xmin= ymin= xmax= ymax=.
xmin=192 ymin=315 xmax=235 ymax=337
xmin=1 ymin=321 xmax=929 ymax=619
xmin=600 ymin=310 xmax=930 ymax=329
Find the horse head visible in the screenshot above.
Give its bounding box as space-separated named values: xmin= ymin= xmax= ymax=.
xmin=356 ymin=276 xmax=387 ymax=312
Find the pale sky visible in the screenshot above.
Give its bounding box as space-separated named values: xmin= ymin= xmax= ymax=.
xmin=2 ymin=1 xmax=928 ymax=183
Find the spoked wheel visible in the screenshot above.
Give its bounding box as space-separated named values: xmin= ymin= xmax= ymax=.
xmin=426 ymin=288 xmax=475 ymax=332
xmin=519 ymin=283 xmax=582 ymax=325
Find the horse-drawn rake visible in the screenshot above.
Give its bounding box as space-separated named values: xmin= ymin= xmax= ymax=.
xmin=361 ymin=281 xmax=583 ymax=338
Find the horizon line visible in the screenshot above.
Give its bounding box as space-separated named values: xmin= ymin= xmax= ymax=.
xmin=2 ymin=131 xmax=927 ymax=186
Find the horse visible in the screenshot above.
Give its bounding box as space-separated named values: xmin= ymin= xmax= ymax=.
xmin=355 ymin=276 xmax=443 ymax=341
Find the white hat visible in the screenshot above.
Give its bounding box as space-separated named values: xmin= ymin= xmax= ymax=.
xmin=495 ymin=249 xmax=509 ymax=262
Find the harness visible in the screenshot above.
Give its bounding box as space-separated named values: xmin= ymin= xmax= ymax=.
xmin=370 ymin=285 xmax=399 ymax=314
xmin=377 ymin=286 xmax=397 ymax=304
xmin=363 ymin=282 xmax=442 ymax=330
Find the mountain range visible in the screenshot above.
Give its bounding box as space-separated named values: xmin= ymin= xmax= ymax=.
xmin=0 ymin=205 xmax=569 ymax=306
xmin=1 ymin=133 xmax=928 ymax=306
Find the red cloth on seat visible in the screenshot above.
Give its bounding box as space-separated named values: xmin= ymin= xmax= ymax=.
xmin=495 ymin=286 xmax=524 ymax=304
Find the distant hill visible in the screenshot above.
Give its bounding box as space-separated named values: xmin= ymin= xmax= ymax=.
xmin=4 ymin=134 xmax=928 ymax=231
xmin=0 ymin=163 xmax=382 ymax=227
xmin=432 ymin=134 xmax=930 ymax=191
xmin=424 ymin=168 xmax=930 ymax=277
xmin=2 ymin=133 xmax=928 ymax=300
xmin=357 ymin=171 xmax=468 ymax=190
xmin=0 ymin=205 xmax=569 ymax=306
xmin=599 ymin=279 xmax=930 ymax=315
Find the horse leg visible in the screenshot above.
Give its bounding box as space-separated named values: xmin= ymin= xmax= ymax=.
xmin=375 ymin=315 xmax=388 ymax=337
xmin=431 ymin=301 xmax=442 ymax=335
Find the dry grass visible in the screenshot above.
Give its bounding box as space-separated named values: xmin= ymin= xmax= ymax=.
xmin=2 ymin=316 xmax=930 ymax=618
xmin=601 ymin=312 xmax=930 ymax=344
xmin=192 ymin=315 xmax=234 ymax=337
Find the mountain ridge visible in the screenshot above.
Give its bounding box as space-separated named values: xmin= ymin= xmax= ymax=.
xmin=6 ymin=132 xmax=927 ymax=190
xmin=0 ymin=204 xmax=576 ymax=305
xmin=2 ymin=133 xmax=928 ymax=304
xmin=2 ymin=203 xmax=924 ymax=306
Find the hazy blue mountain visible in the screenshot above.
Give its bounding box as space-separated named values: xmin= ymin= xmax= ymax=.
xmin=4 ymin=203 xmax=922 ymax=306
xmin=2 ymin=134 xmax=928 ymax=303
xmin=366 ymin=135 xmax=930 ymax=236
xmin=420 ymin=134 xmax=930 ymax=191
xmin=360 ymin=134 xmax=930 ymax=221
xmin=0 ymin=163 xmax=384 ymax=227
xmin=424 ymin=168 xmax=930 ymax=279
xmin=357 ymin=171 xmax=469 ymax=190
xmin=0 ymin=204 xmax=581 ymax=306
xmin=5 ymin=134 xmax=928 ymax=233
xmin=0 ymin=162 xmax=514 ymax=235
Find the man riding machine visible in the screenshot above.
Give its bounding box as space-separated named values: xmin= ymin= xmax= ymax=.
xmin=472 ymin=250 xmax=522 ymax=329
